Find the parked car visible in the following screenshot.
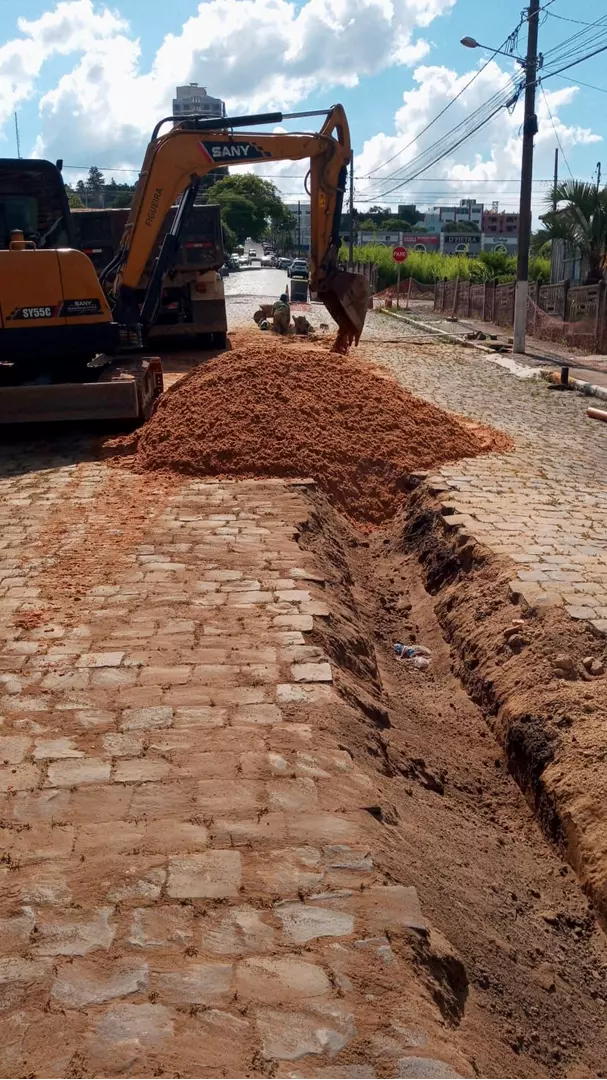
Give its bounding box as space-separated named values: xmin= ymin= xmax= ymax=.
xmin=277 ymin=257 xmax=292 ymax=270
xmin=227 ymin=255 xmax=241 ymax=271
xmin=260 ymin=255 xmax=273 ymax=266
xmin=248 ymin=248 xmax=257 ymax=258
xmin=288 ymin=259 xmax=309 ymax=279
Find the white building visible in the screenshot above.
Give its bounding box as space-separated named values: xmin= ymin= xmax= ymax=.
xmin=173 ymin=84 xmax=226 ymax=119
xmin=423 ymin=198 xmax=484 ymax=235
xmin=285 ymin=202 xmax=311 ymax=251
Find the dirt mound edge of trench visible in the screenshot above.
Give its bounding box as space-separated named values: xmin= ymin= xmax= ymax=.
xmin=104 ymin=338 xmax=512 ymax=527
xmin=400 ymin=483 xmax=607 ymax=928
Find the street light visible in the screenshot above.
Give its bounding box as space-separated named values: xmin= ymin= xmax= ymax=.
xmin=460 ymin=0 xmax=540 ymax=354
xmin=460 ymin=37 xmax=526 ymax=65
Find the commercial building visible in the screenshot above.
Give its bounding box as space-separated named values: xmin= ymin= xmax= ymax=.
xmin=285 ymin=202 xmax=311 ymax=252
xmin=423 ymin=198 xmax=484 ymax=234
xmin=172 ymin=84 xmax=226 ymax=119
xmin=482 ymin=208 xmax=519 ymax=235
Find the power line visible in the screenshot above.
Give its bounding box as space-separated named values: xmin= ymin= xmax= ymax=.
xmin=551 ymin=71 xmax=607 ymax=94
xmin=546 ymin=11 xmax=595 ymax=26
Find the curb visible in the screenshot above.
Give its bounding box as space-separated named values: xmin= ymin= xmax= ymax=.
xmin=377 ymin=307 xmax=496 ymax=354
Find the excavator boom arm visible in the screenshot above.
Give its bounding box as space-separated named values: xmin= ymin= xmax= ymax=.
xmin=111 ymin=105 xmax=369 ymax=344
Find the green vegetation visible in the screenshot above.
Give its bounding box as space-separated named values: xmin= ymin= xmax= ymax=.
xmin=66 ymin=167 xmax=136 ymax=209
xmin=343 ymin=244 xmax=550 ymax=289
xmin=202 ymin=175 xmax=294 ymax=242
xmin=543 ymin=179 xmax=607 ymax=284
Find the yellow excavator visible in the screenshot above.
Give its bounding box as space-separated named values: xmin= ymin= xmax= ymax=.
xmin=0 ymin=104 xmax=369 ymax=423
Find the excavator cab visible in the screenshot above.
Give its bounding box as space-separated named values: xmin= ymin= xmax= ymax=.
xmin=0 ymin=159 xmax=73 ymax=251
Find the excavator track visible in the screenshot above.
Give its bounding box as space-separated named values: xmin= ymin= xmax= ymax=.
xmin=0 ymin=357 xmax=162 ymax=424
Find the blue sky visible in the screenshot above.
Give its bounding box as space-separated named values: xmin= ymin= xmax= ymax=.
xmin=1 ymin=0 xmax=605 ymax=213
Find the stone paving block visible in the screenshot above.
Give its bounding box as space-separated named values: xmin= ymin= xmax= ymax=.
xmin=129 ymin=780 xmax=197 ymax=821
xmin=74 ymin=822 xmax=144 ymax=857
xmin=256 ymin=1002 xmax=357 ymax=1061
xmin=273 ymin=614 xmax=314 ymax=632
xmin=173 ymin=705 xmax=227 ymax=728
xmin=102 ymin=733 xmax=144 ymax=757
xmin=0 ymin=735 xmax=31 ymax=764
xmin=2 ymin=823 xmax=75 ymax=864
xmin=46 ymin=758 xmax=111 ymax=787
xmin=196 ymin=778 xmax=264 ymax=815
xmin=140 ymin=819 xmax=209 ymax=855
xmin=396 ymin=1058 xmax=463 ymax=1078
xmin=274 ymin=901 xmax=355 ymax=944
xmin=76 ymin=652 xmax=125 ymax=668
xmin=291 ymin=662 xmax=333 ymax=683
xmin=113 ymin=758 xmax=174 ymax=783
xmin=0 ymin=957 xmax=53 ymax=1012
xmin=0 ymin=764 xmax=40 ymax=792
xmin=0 ymin=909 xmax=36 ymax=951
xmin=245 ymin=848 xmax=324 ymax=895
xmin=167 ymin=850 xmax=242 ymax=898
xmin=236 ymin=956 xmax=331 ymax=1002
xmin=34 ymin=736 xmax=84 ymax=760
xmin=202 ymin=905 xmax=277 ymax=956
xmin=89 ymin=1002 xmax=174 ymax=1050
xmin=268 ymin=778 xmax=318 ymax=812
xmin=277 ymin=683 xmax=334 ymax=705
xmin=233 ymin=703 xmax=283 ymax=725
xmin=121 ymin=705 xmax=173 ymax=730
xmin=129 ymin=905 xmax=195 ymax=947
xmin=106 ymin=865 xmax=166 ymax=904
xmin=153 ymin=963 xmax=233 ymax=1004
xmin=51 ymin=958 xmax=148 ymax=1006
xmin=33 ymin=907 xmax=115 ymax=956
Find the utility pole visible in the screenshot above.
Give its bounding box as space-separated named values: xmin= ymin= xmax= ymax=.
xmin=14 ymin=112 xmax=21 ymax=159
xmin=297 ymin=200 xmax=301 ymax=255
xmin=553 ymin=148 xmax=558 ymax=210
xmin=513 ymin=0 xmax=540 ymax=355
xmin=596 ymin=161 xmax=602 ymax=191
xmin=348 ymin=151 xmax=354 ymax=269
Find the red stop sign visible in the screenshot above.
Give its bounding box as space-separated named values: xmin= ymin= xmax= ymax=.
xmin=393 ymin=246 xmax=408 ymax=263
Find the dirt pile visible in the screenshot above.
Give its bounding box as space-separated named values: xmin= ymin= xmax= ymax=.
xmin=119 ymin=340 xmax=511 ymax=525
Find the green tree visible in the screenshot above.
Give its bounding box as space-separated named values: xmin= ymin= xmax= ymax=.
xmin=84 ymin=166 xmax=105 ymax=207
xmin=204 ymin=174 xmax=294 ymax=240
xmin=530 ymin=228 xmax=551 ymax=257
xmin=111 ymin=190 xmax=134 ymax=208
xmin=542 ymin=180 xmax=607 ymax=284
xmin=65 ymin=186 xmax=84 ymax=209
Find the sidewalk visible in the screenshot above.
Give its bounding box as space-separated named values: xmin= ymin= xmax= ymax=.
xmin=403 ymin=303 xmax=607 ymax=389
xmin=0 ymin=452 xmax=466 ymax=1079
xmin=362 ymin=317 xmax=607 ymax=634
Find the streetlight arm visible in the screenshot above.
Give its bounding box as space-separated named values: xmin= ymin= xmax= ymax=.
xmin=460 ymin=37 xmax=526 ymax=65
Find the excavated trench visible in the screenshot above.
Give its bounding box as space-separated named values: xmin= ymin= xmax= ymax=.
xmin=296 ymin=487 xmax=607 ymax=1079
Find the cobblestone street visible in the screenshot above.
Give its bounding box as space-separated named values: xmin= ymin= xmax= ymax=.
xmin=0 ymin=454 xmax=465 ymax=1078
xmin=0 ymin=301 xmax=606 ymax=1077
xmin=361 ymin=312 xmax=607 ymax=634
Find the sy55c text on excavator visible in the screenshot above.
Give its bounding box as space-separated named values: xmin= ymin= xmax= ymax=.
xmin=0 ymin=104 xmax=369 ymax=423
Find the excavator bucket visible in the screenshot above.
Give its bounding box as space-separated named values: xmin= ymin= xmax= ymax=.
xmin=320 ymin=269 xmax=371 ymax=348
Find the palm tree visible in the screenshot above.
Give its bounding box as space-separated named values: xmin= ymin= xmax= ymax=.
xmin=542 ymin=180 xmax=607 ymax=285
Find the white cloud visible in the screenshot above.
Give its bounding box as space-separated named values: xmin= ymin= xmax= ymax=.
xmin=354 ymin=60 xmax=602 ymax=215
xmin=0 ymin=1 xmax=126 ymax=131
xmin=0 ymin=0 xmax=455 ymax=169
